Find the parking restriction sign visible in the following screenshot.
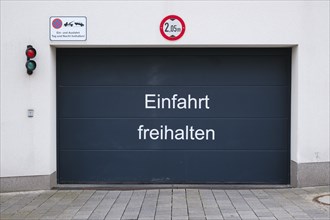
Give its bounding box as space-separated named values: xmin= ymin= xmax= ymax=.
xmin=160 ymin=15 xmax=186 ymax=41
xmin=50 ymin=16 xmax=87 ymax=41
xmin=52 ymin=18 xmax=63 ymax=29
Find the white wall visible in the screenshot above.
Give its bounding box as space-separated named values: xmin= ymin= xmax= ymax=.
xmin=1 ymin=0 xmax=329 ymax=178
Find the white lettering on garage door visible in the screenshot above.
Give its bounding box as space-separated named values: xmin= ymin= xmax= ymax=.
xmin=138 ymin=93 xmax=215 ymax=141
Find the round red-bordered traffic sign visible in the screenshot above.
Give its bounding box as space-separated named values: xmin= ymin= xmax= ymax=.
xmin=160 ymin=15 xmax=186 ymax=41
xmin=52 ymin=18 xmax=62 ymax=29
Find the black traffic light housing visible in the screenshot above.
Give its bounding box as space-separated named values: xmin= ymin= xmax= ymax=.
xmin=25 ymin=45 xmax=37 ymax=75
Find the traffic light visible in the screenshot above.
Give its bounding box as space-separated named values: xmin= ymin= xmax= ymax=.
xmin=25 ymin=45 xmax=37 ymax=75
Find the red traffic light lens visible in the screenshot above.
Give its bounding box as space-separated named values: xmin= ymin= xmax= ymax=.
xmin=26 ymin=48 xmax=36 ymax=58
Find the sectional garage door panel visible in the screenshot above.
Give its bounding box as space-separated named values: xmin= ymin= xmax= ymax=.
xmin=57 ymin=49 xmax=289 ymax=86
xmin=59 ymin=151 xmax=288 ymax=183
xmin=57 ymin=48 xmax=291 ymax=184
xmin=58 ymin=86 xmax=289 ymax=118
xmin=59 ymin=118 xmax=289 ymax=150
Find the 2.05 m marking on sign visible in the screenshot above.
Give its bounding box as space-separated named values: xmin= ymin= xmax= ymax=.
xmin=160 ymin=15 xmax=186 ymax=41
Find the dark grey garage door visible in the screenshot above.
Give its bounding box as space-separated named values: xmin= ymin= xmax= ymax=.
xmin=57 ymin=48 xmax=291 ymax=184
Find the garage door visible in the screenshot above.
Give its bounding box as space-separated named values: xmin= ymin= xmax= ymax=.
xmin=57 ymin=48 xmax=291 ymax=184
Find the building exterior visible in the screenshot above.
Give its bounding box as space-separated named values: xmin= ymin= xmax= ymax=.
xmin=0 ymin=0 xmax=329 ymax=192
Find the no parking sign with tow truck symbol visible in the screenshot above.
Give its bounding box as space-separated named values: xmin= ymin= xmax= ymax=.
xmin=50 ymin=16 xmax=87 ymax=41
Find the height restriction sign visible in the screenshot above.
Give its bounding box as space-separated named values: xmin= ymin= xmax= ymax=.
xmin=160 ymin=15 xmax=186 ymax=41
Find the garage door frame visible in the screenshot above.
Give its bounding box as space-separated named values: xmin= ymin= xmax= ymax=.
xmin=56 ymin=48 xmax=292 ymax=185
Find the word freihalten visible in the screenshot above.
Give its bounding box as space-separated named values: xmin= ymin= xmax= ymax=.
xmin=137 ymin=94 xmax=216 ymax=141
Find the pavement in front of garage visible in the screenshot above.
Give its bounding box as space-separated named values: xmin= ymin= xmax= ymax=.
xmin=0 ymin=186 xmax=329 ymax=220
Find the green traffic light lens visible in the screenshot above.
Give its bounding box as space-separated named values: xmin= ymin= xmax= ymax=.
xmin=26 ymin=60 xmax=36 ymax=71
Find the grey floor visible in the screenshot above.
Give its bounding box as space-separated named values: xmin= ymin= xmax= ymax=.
xmin=0 ymin=187 xmax=329 ymax=220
